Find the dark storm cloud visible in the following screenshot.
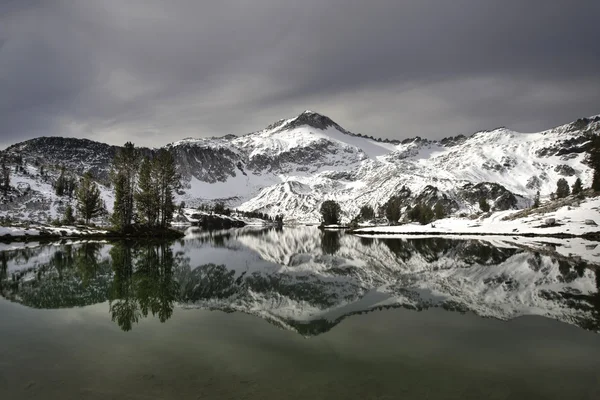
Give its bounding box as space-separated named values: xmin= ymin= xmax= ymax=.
xmin=1 ymin=0 xmax=599 ymax=148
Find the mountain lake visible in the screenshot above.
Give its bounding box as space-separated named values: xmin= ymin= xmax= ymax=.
xmin=1 ymin=226 xmax=599 ymax=399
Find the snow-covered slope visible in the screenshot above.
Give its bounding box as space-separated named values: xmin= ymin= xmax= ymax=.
xmin=234 ymin=113 xmax=599 ymax=222
xmin=356 ymin=195 xmax=600 ymax=240
xmin=0 ymin=161 xmax=113 ymax=223
xmin=2 ymin=111 xmax=599 ymax=223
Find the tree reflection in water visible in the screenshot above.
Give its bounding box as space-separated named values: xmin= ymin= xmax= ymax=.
xmin=321 ymin=230 xmax=341 ymax=255
xmin=1 ymin=229 xmax=600 ymax=334
xmin=109 ymin=242 xmax=179 ymax=332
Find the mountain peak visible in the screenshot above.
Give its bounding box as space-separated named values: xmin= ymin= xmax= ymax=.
xmin=285 ymin=110 xmax=348 ymax=133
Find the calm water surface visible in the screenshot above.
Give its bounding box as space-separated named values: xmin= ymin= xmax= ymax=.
xmin=1 ymin=227 xmax=599 ymax=399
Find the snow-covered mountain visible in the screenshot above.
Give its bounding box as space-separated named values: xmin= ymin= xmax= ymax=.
xmin=1 ymin=111 xmax=599 ymax=223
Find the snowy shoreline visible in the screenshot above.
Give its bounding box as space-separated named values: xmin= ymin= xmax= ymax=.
xmin=0 ymin=225 xmax=185 ymax=242
xmin=353 ymin=197 xmax=600 ymax=239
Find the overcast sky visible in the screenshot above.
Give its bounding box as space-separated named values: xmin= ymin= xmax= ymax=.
xmin=1 ymin=0 xmax=599 ymax=149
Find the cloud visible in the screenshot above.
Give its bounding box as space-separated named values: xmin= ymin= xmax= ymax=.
xmin=1 ymin=0 xmax=599 ymax=148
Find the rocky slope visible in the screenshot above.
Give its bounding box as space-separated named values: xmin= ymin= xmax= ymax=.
xmin=1 ymin=111 xmax=599 ymax=223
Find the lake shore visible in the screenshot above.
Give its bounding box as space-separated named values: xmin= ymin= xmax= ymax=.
xmin=0 ymin=225 xmax=185 ymax=242
xmin=351 ymin=196 xmax=600 ymax=240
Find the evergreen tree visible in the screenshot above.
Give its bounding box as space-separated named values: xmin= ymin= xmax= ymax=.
xmin=556 ymin=178 xmax=570 ymax=199
xmin=63 ymin=204 xmax=75 ymax=225
xmin=320 ymin=200 xmax=341 ymax=225
xmin=1 ymin=162 xmax=10 ymax=195
xmin=111 ymin=142 xmax=140 ymax=231
xmin=111 ymin=174 xmax=127 ymax=228
xmin=153 ymin=149 xmax=181 ymax=228
xmin=54 ymin=166 xmax=66 ymax=196
xmin=76 ymin=172 xmax=104 ymax=224
xmin=434 ymin=202 xmax=446 ymax=220
xmin=572 ymin=177 xmax=584 ymax=198
xmin=479 ymin=197 xmax=491 ymax=212
xmin=589 ymin=135 xmax=600 ymax=191
xmin=214 ymin=202 xmax=226 ymax=215
xmin=533 ymin=190 xmax=541 ymax=208
xmin=359 ymin=205 xmax=375 ymax=221
xmin=408 ymin=203 xmax=434 ymax=225
xmin=135 ymin=156 xmax=159 ymax=226
xmin=70 ymin=176 xmax=78 ymax=198
xmin=384 ymin=196 xmax=402 ymax=225
xmin=275 ymin=214 xmax=284 ymax=225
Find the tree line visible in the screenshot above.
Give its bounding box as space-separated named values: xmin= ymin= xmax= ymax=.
xmin=110 ymin=142 xmax=181 ymax=231
xmin=51 ymin=142 xmax=180 ymax=230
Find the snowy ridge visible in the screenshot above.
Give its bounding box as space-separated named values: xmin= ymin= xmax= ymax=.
xmin=1 ymin=111 xmax=599 ymax=223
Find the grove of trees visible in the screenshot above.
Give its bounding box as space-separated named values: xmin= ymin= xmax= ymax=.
xmin=111 ymin=143 xmax=181 ymax=231
xmin=384 ymin=196 xmax=402 ymax=225
xmin=359 ymin=205 xmax=375 ymax=221
xmin=54 ymin=166 xmax=77 ymax=198
xmin=407 ymin=203 xmax=434 ymax=225
xmin=320 ymin=200 xmax=341 ymax=225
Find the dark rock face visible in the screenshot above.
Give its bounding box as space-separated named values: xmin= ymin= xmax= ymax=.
xmin=554 ymin=164 xmax=577 ymax=177
xmin=481 ymin=160 xmax=505 ymax=172
xmin=3 ymin=137 xmax=119 ymax=182
xmin=247 ymin=140 xmax=358 ymax=173
xmin=284 ymin=111 xmax=347 ymax=132
xmin=535 ymin=135 xmax=591 ymax=158
xmin=171 ymin=145 xmax=239 ymax=183
xmin=413 ymin=185 xmax=460 ymax=213
xmin=439 ymin=134 xmax=467 ymax=147
xmin=526 ymin=176 xmax=542 ymax=190
xmin=566 ymin=116 xmax=600 ymax=133
xmin=458 ymin=182 xmax=519 ymax=211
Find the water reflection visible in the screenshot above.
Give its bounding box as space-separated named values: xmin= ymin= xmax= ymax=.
xmin=321 ymin=230 xmax=341 ymax=255
xmin=1 ymin=227 xmax=600 ymax=334
xmin=109 ymin=243 xmax=179 ymax=331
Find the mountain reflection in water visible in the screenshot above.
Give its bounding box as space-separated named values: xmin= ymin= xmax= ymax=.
xmin=1 ymin=226 xmax=599 ymax=333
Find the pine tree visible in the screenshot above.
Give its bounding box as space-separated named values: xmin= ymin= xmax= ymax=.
xmin=67 ymin=175 xmax=77 ymax=199
xmin=589 ymin=135 xmax=600 ymax=191
xmin=54 ymin=166 xmax=66 ymax=196
xmin=135 ymin=156 xmax=159 ymax=226
xmin=572 ymin=177 xmax=584 ymax=198
xmin=384 ymin=196 xmax=402 ymax=225
xmin=533 ymin=190 xmax=541 ymax=208
xmin=359 ymin=205 xmax=375 ymax=221
xmin=1 ymin=162 xmax=10 ymax=195
xmin=111 ymin=142 xmax=140 ymax=231
xmin=320 ymin=200 xmax=341 ymax=225
xmin=76 ymin=172 xmax=104 ymax=224
xmin=214 ymin=202 xmax=226 ymax=215
xmin=479 ymin=197 xmax=490 ymax=212
xmin=153 ymin=149 xmax=181 ymax=228
xmin=434 ymin=202 xmax=446 ymax=220
xmin=63 ymin=204 xmax=75 ymax=225
xmin=556 ymin=178 xmax=570 ymax=199
xmin=408 ymin=203 xmax=434 ymax=225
